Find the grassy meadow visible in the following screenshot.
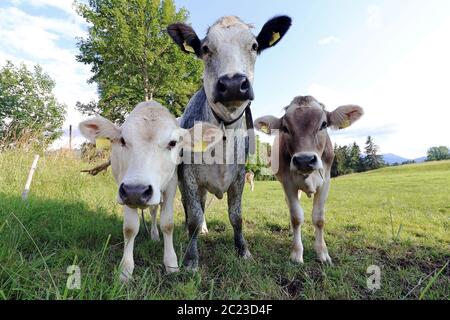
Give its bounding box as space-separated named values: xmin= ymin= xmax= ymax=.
xmin=0 ymin=150 xmax=449 ymax=300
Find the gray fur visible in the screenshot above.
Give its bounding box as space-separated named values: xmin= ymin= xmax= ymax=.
xmin=178 ymin=88 xmax=251 ymax=270
xmin=179 ymin=89 xmax=212 ymax=129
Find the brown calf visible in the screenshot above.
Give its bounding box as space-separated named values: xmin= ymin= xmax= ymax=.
xmin=254 ymin=95 xmax=363 ymax=264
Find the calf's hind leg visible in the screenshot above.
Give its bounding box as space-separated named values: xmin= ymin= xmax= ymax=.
xmin=150 ymin=206 xmax=160 ymax=242
xmin=199 ymin=189 xmax=209 ymax=235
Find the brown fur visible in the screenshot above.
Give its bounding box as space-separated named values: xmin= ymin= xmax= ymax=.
xmin=276 ymin=96 xmax=335 ymax=179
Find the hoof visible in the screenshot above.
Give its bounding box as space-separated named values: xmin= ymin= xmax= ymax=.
xmin=240 ymin=249 xmax=252 ymax=260
xmin=119 ymin=270 xmax=133 ymax=283
xmin=290 ymin=251 xmax=304 ymax=264
xmin=200 ymin=221 xmax=209 ymax=236
xmin=151 ymin=232 xmax=160 ymax=242
xmin=183 ymin=259 xmax=199 ymax=272
xmin=165 ymin=266 xmax=180 ymax=274
xmin=317 ymin=252 xmax=333 ymax=265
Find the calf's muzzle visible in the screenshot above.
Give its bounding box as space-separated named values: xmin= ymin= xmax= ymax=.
xmin=214 ymin=73 xmax=254 ymax=103
xmin=292 ymin=153 xmax=319 ymax=173
xmin=119 ymin=183 xmax=153 ymax=207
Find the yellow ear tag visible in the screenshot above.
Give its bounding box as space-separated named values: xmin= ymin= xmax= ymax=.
xmin=183 ymin=41 xmax=195 ymax=53
xmin=95 ymin=137 xmax=111 ymax=151
xmin=193 ymin=141 xmax=208 ymax=153
xmin=269 ymin=32 xmax=281 ymax=46
xmin=339 ymin=118 xmax=351 ymax=129
xmin=260 ymin=124 xmax=270 ymax=134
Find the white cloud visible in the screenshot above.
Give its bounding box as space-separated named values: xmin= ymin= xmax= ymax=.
xmin=0 ymin=3 xmax=97 ymax=150
xmin=307 ymin=16 xmax=450 ymax=159
xmin=12 ymin=0 xmax=85 ymax=24
xmin=317 ymin=36 xmax=340 ymax=46
xmin=367 ymin=5 xmax=382 ymax=30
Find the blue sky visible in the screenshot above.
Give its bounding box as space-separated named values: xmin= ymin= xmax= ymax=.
xmin=1 ymin=0 xmax=450 ymax=158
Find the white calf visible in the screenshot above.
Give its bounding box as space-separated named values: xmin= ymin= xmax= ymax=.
xmin=80 ymin=101 xmax=222 ymax=281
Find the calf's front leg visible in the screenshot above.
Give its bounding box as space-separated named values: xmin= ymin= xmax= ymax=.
xmin=120 ymin=206 xmax=139 ymax=282
xmin=283 ymin=182 xmax=304 ymax=264
xmin=227 ymin=169 xmax=251 ymax=259
xmin=160 ymin=175 xmax=179 ymax=273
xmin=312 ymin=177 xmax=332 ymax=264
xmin=179 ymin=166 xmax=203 ymax=271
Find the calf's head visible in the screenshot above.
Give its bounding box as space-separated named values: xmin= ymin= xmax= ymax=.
xmin=255 ymin=96 xmax=363 ymax=175
xmin=80 ymin=101 xmax=222 ymax=208
xmin=168 ymin=15 xmax=291 ymax=122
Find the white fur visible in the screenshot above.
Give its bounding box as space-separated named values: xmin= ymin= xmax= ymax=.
xmin=79 ymin=101 xmax=222 ymax=281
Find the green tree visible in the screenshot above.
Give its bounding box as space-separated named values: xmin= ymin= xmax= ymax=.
xmin=427 ymin=146 xmax=449 ymax=161
xmin=332 ymin=144 xmax=352 ymax=177
xmin=363 ymin=136 xmax=384 ymax=171
xmin=0 ymin=61 xmax=66 ymax=147
xmin=246 ymin=135 xmax=274 ymax=180
xmin=75 ymin=0 xmax=202 ymax=122
xmin=348 ymin=142 xmax=363 ymax=172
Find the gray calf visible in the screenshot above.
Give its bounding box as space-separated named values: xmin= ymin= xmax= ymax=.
xmin=168 ymin=16 xmax=292 ymax=269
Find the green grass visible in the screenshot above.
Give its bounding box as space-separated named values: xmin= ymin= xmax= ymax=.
xmin=0 ymin=150 xmax=449 ymax=300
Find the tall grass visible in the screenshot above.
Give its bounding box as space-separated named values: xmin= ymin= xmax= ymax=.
xmin=0 ymin=148 xmax=449 ymax=300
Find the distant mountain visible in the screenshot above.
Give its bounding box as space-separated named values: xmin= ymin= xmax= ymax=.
xmin=382 ymin=153 xmax=409 ymax=164
xmin=381 ymin=153 xmax=427 ymax=164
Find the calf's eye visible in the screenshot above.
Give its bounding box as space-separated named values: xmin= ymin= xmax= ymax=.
xmin=120 ymin=137 xmax=126 ymax=146
xmin=202 ymin=45 xmax=210 ymax=55
xmin=320 ymin=121 xmax=328 ymax=130
xmin=252 ymin=43 xmax=259 ymax=51
xmin=167 ymin=140 xmax=177 ymax=149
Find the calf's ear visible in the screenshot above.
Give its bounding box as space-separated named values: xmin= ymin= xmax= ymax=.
xmin=256 ymin=15 xmax=292 ymax=53
xmin=167 ymin=23 xmax=202 ymax=57
xmin=254 ymin=116 xmax=282 ymax=135
xmin=79 ymin=117 xmax=121 ymax=143
xmin=327 ymin=105 xmax=364 ymax=130
xmin=182 ymin=122 xmax=223 ymax=152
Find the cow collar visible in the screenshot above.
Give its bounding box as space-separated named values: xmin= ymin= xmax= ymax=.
xmin=210 ymin=102 xmax=253 ymax=128
xmin=209 ymin=102 xmax=256 ymax=155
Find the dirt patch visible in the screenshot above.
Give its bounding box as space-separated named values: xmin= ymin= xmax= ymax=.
xmin=343 ymin=224 xmax=361 ymax=233
xmin=266 ymin=223 xmax=289 ymax=235
xmin=212 ymin=223 xmax=226 ymax=233
xmin=277 ymin=276 xmax=303 ymax=298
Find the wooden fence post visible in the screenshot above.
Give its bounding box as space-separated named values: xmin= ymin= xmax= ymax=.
xmin=22 ymin=154 xmax=40 ymax=200
xmin=69 ymin=124 xmax=72 ymax=150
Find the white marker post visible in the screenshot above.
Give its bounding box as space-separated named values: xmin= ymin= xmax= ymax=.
xmin=22 ymin=154 xmax=40 ymax=200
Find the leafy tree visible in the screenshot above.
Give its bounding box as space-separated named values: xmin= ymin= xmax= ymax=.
xmin=363 ymin=136 xmax=384 ymax=170
xmin=332 ymin=144 xmax=355 ymax=176
xmin=246 ymin=135 xmax=274 ymax=181
xmin=427 ymin=146 xmax=449 ymax=161
xmin=0 ymin=61 xmax=66 ymax=147
xmin=75 ymin=0 xmax=203 ymax=122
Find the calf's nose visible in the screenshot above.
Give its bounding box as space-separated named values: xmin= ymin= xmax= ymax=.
xmin=293 ymin=154 xmax=318 ymax=172
xmin=119 ymin=183 xmax=153 ymax=207
xmin=215 ymin=74 xmax=254 ymax=103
